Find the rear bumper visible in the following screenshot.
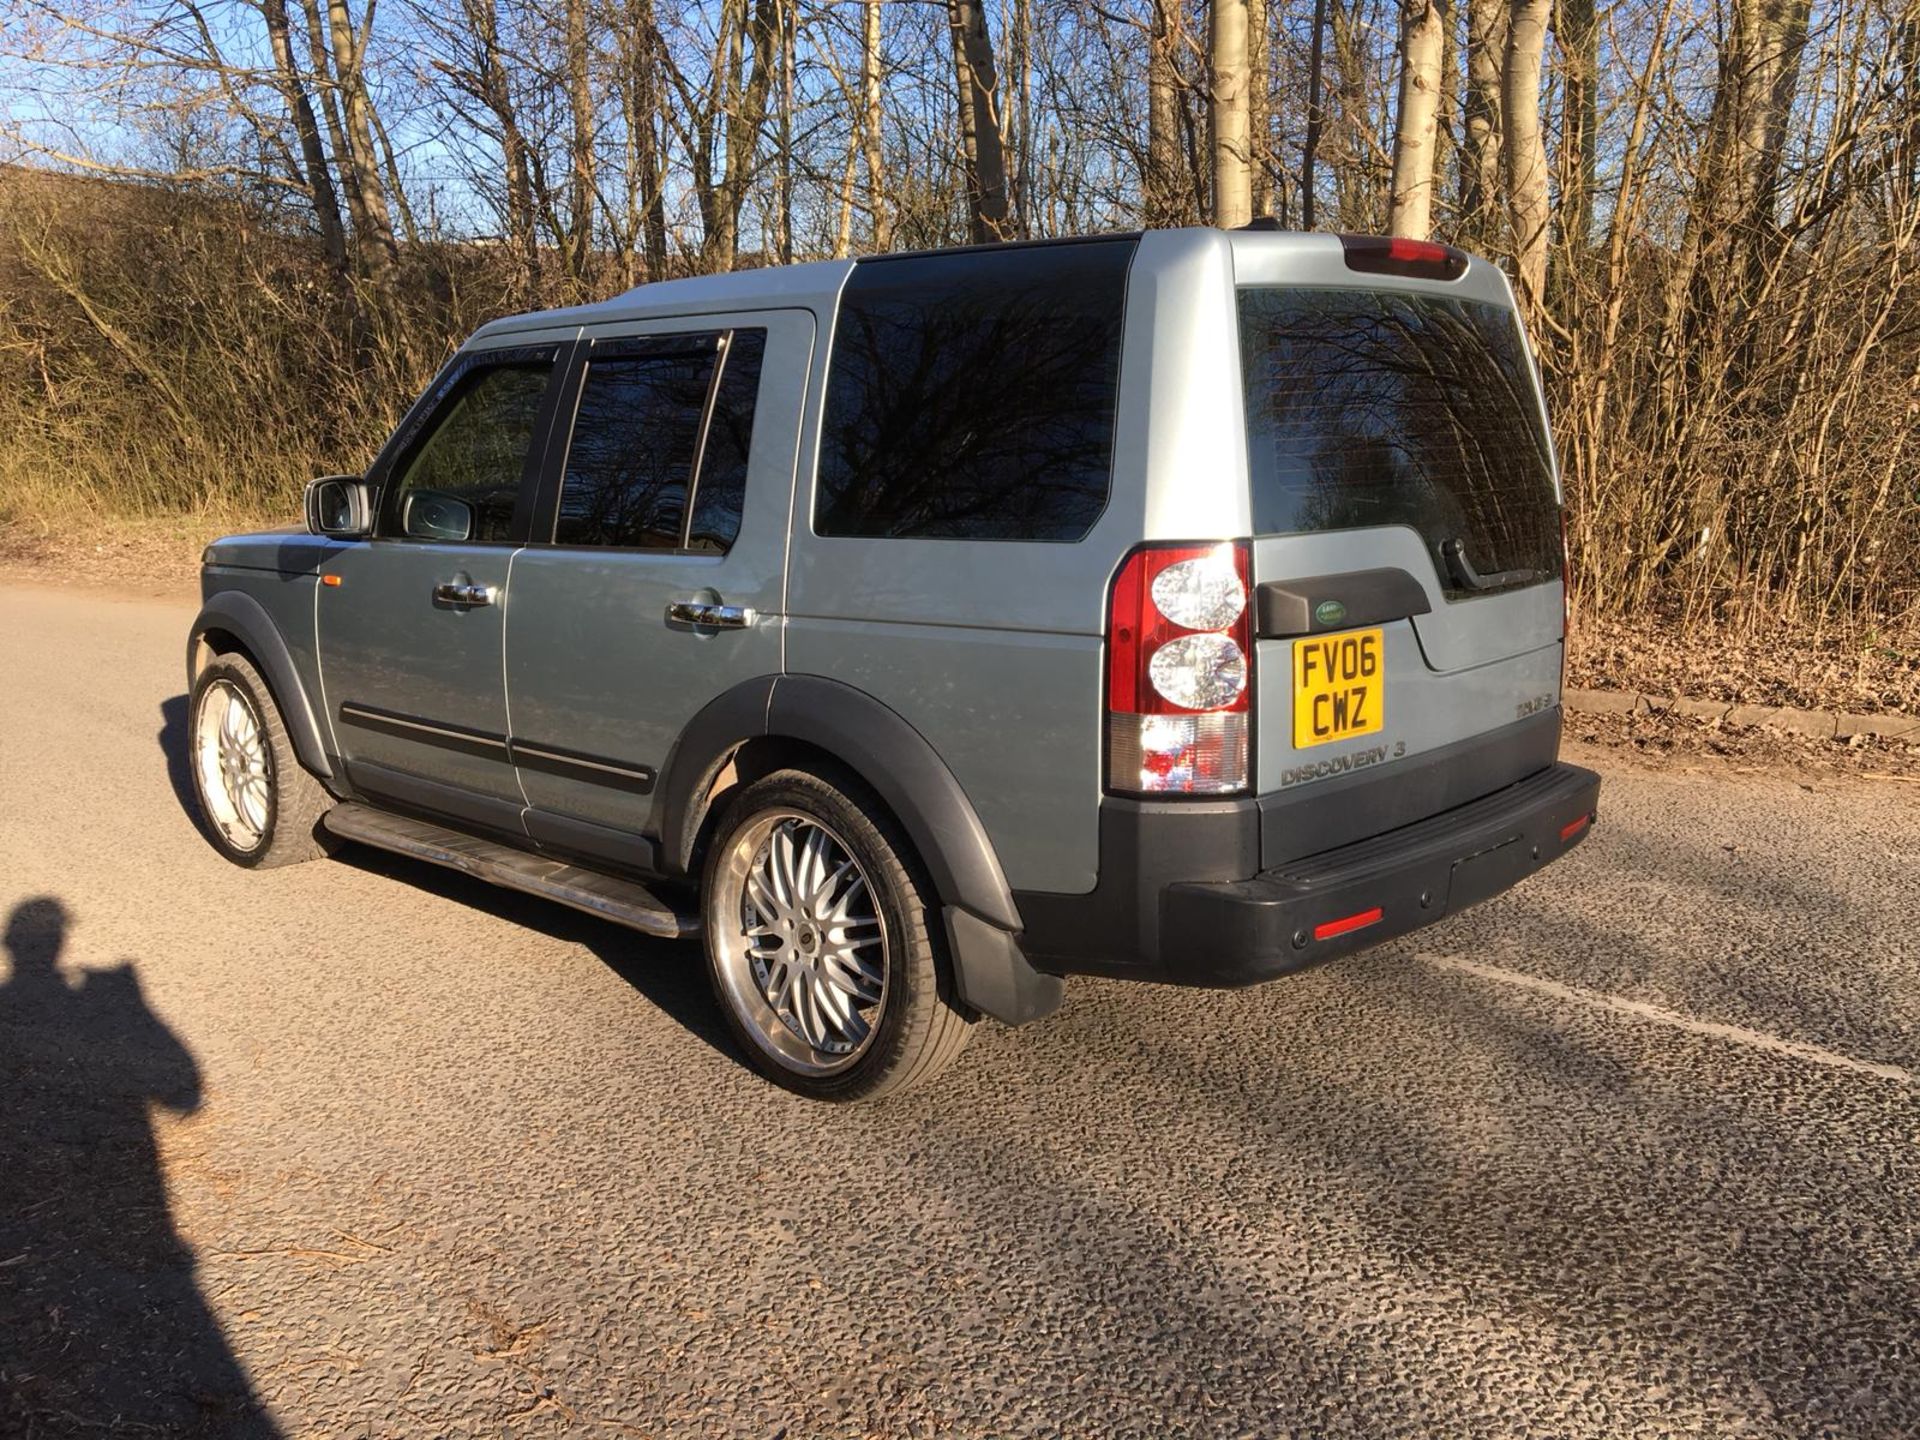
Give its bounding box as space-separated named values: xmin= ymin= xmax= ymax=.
xmin=1155 ymin=762 xmax=1599 ymax=985
xmin=1017 ymin=759 xmax=1599 ymax=987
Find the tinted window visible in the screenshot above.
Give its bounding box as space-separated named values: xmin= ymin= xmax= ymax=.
xmin=815 ymin=241 xmax=1132 ymax=541
xmin=686 ymin=329 xmax=767 ymax=553
xmin=1238 ymin=288 xmax=1560 ymax=598
xmin=556 ymin=341 xmax=716 ymax=549
xmin=384 ymin=361 xmax=550 ymax=543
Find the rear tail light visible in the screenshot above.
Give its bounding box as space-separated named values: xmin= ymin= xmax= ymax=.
xmin=1107 ymin=543 xmax=1252 ymax=795
xmin=1340 ymin=234 xmax=1468 ymax=282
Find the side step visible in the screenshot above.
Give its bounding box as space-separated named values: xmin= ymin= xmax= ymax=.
xmin=321 ymin=803 xmax=699 ymax=940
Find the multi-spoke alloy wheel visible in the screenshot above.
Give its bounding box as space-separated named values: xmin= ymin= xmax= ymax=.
xmin=715 ymin=809 xmax=888 ymax=1074
xmin=195 ymin=677 xmax=273 ymax=853
xmin=703 ymin=770 xmax=974 ymax=1100
xmin=187 ymin=652 xmax=334 ymax=869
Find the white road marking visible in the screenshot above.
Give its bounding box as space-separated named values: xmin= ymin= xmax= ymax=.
xmin=1417 ymin=952 xmax=1915 ymax=1086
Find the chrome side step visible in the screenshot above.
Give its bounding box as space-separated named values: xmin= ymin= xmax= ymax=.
xmin=321 ymin=802 xmax=698 ymax=940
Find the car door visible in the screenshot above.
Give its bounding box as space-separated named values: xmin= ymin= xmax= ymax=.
xmin=318 ymin=340 xmax=569 ymax=830
xmin=502 ymin=310 xmax=813 ymax=858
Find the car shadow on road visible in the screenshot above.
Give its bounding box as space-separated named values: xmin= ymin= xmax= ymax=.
xmin=334 ymin=845 xmax=749 ymax=1072
xmin=0 ymin=897 xmax=280 ymax=1437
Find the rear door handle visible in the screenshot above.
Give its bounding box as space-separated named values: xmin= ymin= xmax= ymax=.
xmin=433 ymin=579 xmax=496 ymax=607
xmin=666 ymin=599 xmax=756 ymax=629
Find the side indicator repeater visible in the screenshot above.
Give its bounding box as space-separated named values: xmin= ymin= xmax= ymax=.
xmin=322 ymin=574 xmax=343 ymax=588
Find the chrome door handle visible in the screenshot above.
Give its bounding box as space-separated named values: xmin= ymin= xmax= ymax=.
xmin=433 ymin=580 xmax=496 ymax=606
xmin=666 ymin=599 xmax=756 ymax=629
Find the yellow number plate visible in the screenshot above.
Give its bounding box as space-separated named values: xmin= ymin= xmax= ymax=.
xmin=1292 ymin=628 xmax=1385 ymax=749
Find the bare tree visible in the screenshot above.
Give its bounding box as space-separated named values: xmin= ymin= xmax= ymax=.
xmin=1146 ymin=0 xmax=1185 ymax=225
xmin=862 ymin=0 xmax=890 ymax=247
xmin=320 ymin=0 xmax=401 ymax=283
xmin=1301 ymin=0 xmax=1330 ymax=226
xmin=1459 ymin=0 xmax=1505 ymax=245
xmin=1388 ymin=0 xmax=1448 ymax=237
xmin=258 ymin=0 xmax=348 ymax=272
xmin=1501 ymin=0 xmax=1551 ymax=318
xmin=1211 ymin=0 xmax=1253 ymax=226
xmin=950 ymin=0 xmax=1012 ymax=240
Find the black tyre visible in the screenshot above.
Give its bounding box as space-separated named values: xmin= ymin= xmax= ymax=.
xmin=701 ymin=768 xmax=974 ymax=1101
xmin=188 ymin=652 xmax=335 ymax=869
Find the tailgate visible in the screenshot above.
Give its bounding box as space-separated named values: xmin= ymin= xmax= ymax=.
xmin=1235 ymin=277 xmax=1565 ymax=801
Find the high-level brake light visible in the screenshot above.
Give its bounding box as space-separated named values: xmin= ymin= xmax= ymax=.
xmin=1107 ymin=543 xmax=1252 ymax=796
xmin=1340 ymin=234 xmax=1469 ymax=282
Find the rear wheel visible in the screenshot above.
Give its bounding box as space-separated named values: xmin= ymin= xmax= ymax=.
xmin=702 ymin=769 xmax=973 ymax=1101
xmin=189 ymin=652 xmax=334 ymax=868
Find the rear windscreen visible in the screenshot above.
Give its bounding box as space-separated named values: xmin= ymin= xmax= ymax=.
xmin=1237 ymin=287 xmax=1560 ymax=599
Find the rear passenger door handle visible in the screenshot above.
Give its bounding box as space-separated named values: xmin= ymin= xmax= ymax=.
xmin=432 ymin=578 xmax=496 ymax=607
xmin=666 ymin=599 xmax=756 ymax=629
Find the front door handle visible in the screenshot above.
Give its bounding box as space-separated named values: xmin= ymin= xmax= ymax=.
xmin=433 ymin=578 xmax=496 ymax=607
xmin=666 ymin=599 xmax=756 ymax=629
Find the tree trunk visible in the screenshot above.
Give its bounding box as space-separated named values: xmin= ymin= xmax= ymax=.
xmin=1301 ymin=0 xmax=1329 ymax=227
xmin=707 ymin=0 xmax=778 ymax=270
xmin=1388 ymin=0 xmax=1448 ymax=238
xmin=321 ymin=0 xmax=400 ymax=283
xmin=298 ymin=0 xmax=356 ymax=239
xmin=949 ymin=0 xmax=1012 ymax=241
xmin=455 ymin=0 xmax=541 ymax=294
xmin=1146 ymin=0 xmax=1183 ymax=225
xmin=1210 ymin=0 xmax=1253 ymax=228
xmin=1012 ymin=0 xmax=1034 ymax=234
xmin=1330 ymin=0 xmax=1376 ymax=229
xmin=1248 ymin=0 xmax=1270 ymax=217
xmin=1460 ymin=0 xmax=1505 ymax=245
xmin=626 ymin=0 xmax=668 ymax=280
xmin=861 ymin=0 xmax=890 ymax=248
xmin=1501 ymin=0 xmax=1551 ymax=317
xmin=1555 ymin=0 xmax=1597 ymax=263
xmin=564 ymin=0 xmax=596 ymax=293
xmin=776 ymin=0 xmax=795 ymax=264
xmin=260 ymin=0 xmax=348 ymax=273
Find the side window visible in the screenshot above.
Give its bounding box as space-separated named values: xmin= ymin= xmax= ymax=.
xmin=686 ymin=330 xmax=767 ymax=553
xmin=382 ymin=360 xmax=551 ymax=543
xmin=814 ymin=241 xmax=1133 ymax=542
xmin=554 ymin=328 xmax=767 ymax=553
xmin=556 ymin=341 xmax=714 ymax=549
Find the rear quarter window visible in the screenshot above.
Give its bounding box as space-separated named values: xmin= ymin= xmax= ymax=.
xmin=1237 ymin=287 xmax=1560 ymax=598
xmin=815 ymin=241 xmax=1134 ymax=542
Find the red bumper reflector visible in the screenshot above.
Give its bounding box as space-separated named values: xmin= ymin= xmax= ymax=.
xmin=1313 ymin=906 xmax=1384 ymax=942
xmin=1560 ymin=813 xmax=1592 ymax=842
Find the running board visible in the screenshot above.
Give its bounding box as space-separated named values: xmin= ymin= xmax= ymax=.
xmin=321 ymin=803 xmax=698 ymax=940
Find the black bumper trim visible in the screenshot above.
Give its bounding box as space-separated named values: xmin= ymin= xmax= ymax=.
xmin=1154 ymin=762 xmax=1600 ymax=986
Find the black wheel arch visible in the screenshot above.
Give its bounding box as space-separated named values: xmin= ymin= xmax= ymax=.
xmin=187 ymin=590 xmax=337 ymax=787
xmin=651 ymin=674 xmax=1064 ymax=1027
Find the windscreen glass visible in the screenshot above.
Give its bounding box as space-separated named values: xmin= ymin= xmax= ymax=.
xmin=1237 ymin=287 xmax=1560 ymax=598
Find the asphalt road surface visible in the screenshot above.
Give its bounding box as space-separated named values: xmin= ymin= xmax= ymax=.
xmin=3 ymin=579 xmax=1917 ymax=1439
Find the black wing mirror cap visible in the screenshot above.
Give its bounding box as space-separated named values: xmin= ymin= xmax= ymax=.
xmin=304 ymin=475 xmax=373 ymax=538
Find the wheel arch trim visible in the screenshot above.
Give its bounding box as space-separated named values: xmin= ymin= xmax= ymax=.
xmin=653 ymin=674 xmax=1021 ymax=933
xmin=187 ymin=590 xmax=334 ymax=782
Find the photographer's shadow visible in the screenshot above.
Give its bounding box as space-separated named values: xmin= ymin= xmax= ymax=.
xmin=0 ymin=897 xmax=278 ymax=1435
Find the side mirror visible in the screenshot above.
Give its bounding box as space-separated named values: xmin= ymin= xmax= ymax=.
xmin=401 ymin=490 xmax=474 ymax=542
xmin=305 ymin=475 xmax=373 ymax=538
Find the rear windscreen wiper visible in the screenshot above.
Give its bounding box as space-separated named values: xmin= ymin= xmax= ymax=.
xmin=1440 ymin=537 xmax=1550 ymax=593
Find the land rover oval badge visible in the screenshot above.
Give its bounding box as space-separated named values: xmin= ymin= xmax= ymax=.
xmin=1314 ymin=599 xmax=1349 ymax=628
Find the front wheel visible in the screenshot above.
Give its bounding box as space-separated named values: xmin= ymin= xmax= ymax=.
xmin=702 ymin=769 xmax=973 ymax=1101
xmin=189 ymin=652 xmax=334 ymax=868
